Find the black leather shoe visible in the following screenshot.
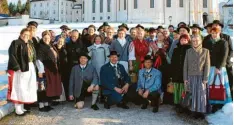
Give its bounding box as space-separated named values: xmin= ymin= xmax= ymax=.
xmin=45 ymin=106 xmax=54 ymax=111
xmin=51 ymin=101 xmax=60 ymax=106
xmin=24 ymin=110 xmax=31 ymax=114
xmin=152 ymin=107 xmax=159 ymax=113
xmin=39 ymin=107 xmax=48 ymax=112
xmin=141 ymin=104 xmax=148 ymax=109
xmin=91 ymin=104 xmax=99 ymax=110
xmin=117 ymin=103 xmax=129 ymax=109
xmin=104 ymin=103 xmax=110 ymax=109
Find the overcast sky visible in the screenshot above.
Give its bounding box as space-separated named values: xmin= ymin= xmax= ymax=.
xmin=7 ymin=0 xmax=229 ymax=4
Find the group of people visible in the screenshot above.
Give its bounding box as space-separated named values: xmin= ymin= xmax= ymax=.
xmin=5 ymin=20 xmax=232 ymax=119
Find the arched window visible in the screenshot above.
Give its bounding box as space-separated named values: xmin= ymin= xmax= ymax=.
xmin=100 ymin=0 xmax=103 ymax=13
xmin=92 ymin=0 xmax=96 ymax=13
xmin=203 ymin=0 xmax=207 ymax=8
xmin=150 ymin=0 xmax=154 ymax=8
xmin=107 ymin=0 xmax=111 ymax=12
xmin=134 ymin=0 xmax=138 ymax=9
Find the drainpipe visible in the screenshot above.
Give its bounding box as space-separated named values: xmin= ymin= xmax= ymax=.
xmin=116 ymin=0 xmax=118 ymax=22
xmin=127 ymin=0 xmax=128 ymax=22
xmin=163 ymin=0 xmax=165 ymax=24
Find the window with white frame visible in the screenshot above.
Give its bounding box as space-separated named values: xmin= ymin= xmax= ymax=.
xmin=92 ymin=0 xmax=96 ymax=13
xmin=203 ymin=0 xmax=207 ymax=8
xmin=124 ymin=0 xmax=127 ymax=10
xmin=167 ymin=0 xmax=171 ymax=7
xmin=134 ymin=0 xmax=138 ymax=9
xmin=100 ymin=0 xmax=103 ymax=13
xmin=179 ymin=0 xmax=183 ymax=7
xmin=107 ymin=0 xmax=111 ymax=12
xmin=150 ymin=0 xmax=154 ymax=8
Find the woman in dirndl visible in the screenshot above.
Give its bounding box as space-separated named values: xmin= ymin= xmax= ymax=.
xmin=149 ymin=32 xmax=169 ymax=69
xmin=36 ymin=30 xmax=62 ymax=112
xmin=183 ymin=35 xmax=210 ymax=119
xmin=170 ymin=34 xmax=191 ymax=109
xmin=204 ymin=27 xmax=232 ymax=112
xmin=129 ymin=29 xmax=151 ymax=73
xmin=7 ymin=28 xmax=37 ymax=116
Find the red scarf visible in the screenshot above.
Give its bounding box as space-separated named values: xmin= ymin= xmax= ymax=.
xmin=133 ymin=39 xmax=149 ymax=69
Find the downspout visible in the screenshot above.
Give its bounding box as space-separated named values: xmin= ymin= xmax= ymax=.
xmin=127 ymin=0 xmax=128 ymax=22
xmin=116 ymin=0 xmax=118 ymax=22
xmin=58 ymin=0 xmax=60 ymax=22
xmin=163 ymin=0 xmax=165 ymax=24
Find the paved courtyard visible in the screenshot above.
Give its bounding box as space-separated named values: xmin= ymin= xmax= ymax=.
xmin=1 ymin=98 xmax=207 ymax=125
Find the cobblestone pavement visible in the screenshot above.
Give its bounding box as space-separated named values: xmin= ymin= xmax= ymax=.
xmin=0 ymin=99 xmax=208 ymax=125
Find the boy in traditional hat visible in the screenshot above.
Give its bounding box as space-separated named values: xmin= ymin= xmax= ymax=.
xmin=69 ymin=53 xmax=100 ymax=110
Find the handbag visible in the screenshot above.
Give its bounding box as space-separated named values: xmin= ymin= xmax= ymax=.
xmin=167 ymin=78 xmax=174 ymax=93
xmin=129 ymin=71 xmax=138 ymax=84
xmin=180 ymin=91 xmax=192 ymax=108
xmin=37 ymin=78 xmax=46 ymax=92
xmin=209 ymin=74 xmax=226 ymax=101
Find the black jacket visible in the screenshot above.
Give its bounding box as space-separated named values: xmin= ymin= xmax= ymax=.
xmin=203 ymin=39 xmax=229 ymax=69
xmin=66 ymin=39 xmax=87 ymax=66
xmin=170 ymin=44 xmax=191 ymax=83
xmin=32 ymin=36 xmax=40 ymax=50
xmin=203 ymin=33 xmax=233 ymax=68
xmin=37 ymin=41 xmax=60 ymax=73
xmin=7 ymin=38 xmax=36 ymax=72
xmin=82 ymin=34 xmax=97 ymax=48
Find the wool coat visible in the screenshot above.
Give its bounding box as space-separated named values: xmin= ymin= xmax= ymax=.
xmin=69 ymin=64 xmax=99 ymax=98
xmin=183 ymin=46 xmax=210 ymax=81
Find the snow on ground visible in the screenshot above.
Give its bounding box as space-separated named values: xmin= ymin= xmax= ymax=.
xmin=0 ymin=98 xmax=208 ymax=125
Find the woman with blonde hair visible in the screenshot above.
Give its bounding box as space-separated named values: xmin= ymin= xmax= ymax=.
xmin=183 ymin=35 xmax=210 ymax=119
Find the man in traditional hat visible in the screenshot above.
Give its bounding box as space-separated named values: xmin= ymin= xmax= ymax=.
xmin=69 ymin=53 xmax=100 ymax=110
xmin=145 ymin=27 xmax=157 ymax=43
xmin=27 ymin=21 xmax=40 ymax=50
xmin=156 ymin=26 xmax=164 ymax=33
xmin=204 ymin=23 xmax=213 ymax=35
xmin=55 ymin=25 xmax=71 ymax=43
xmin=100 ymin=51 xmax=131 ymax=109
xmin=134 ymin=55 xmax=162 ymax=113
xmin=203 ymin=20 xmax=233 ymax=94
xmin=190 ymin=24 xmax=203 ymax=37
xmin=177 ymin=22 xmax=187 ymax=28
xmin=102 ymin=22 xmax=110 ymax=33
xmin=114 ymin=23 xmax=131 ymax=40
xmin=136 ymin=24 xmax=145 ymax=30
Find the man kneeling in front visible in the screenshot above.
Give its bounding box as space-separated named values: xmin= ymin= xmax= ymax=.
xmin=136 ymin=55 xmax=162 ymax=113
xmin=100 ymin=51 xmax=131 ymax=109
